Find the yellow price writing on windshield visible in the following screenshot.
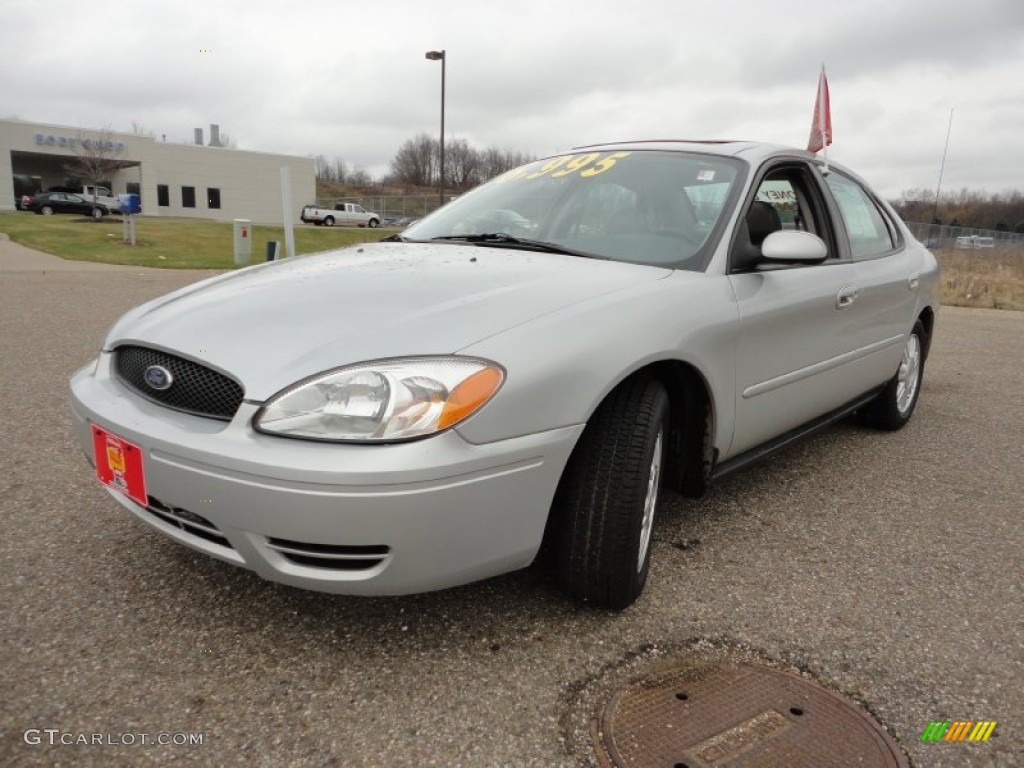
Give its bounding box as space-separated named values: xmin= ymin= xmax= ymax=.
xmin=494 ymin=151 xmax=632 ymax=183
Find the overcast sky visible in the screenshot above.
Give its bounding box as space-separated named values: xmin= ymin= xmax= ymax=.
xmin=3 ymin=0 xmax=1022 ymax=199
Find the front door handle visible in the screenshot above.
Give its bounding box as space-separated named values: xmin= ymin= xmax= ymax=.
xmin=836 ymin=285 xmax=858 ymax=309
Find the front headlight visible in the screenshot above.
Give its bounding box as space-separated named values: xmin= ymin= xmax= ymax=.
xmin=254 ymin=357 xmax=505 ymax=442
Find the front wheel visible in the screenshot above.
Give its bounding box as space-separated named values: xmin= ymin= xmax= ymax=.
xmin=553 ymin=376 xmax=668 ymax=609
xmin=368 ymin=218 xmax=379 ymax=228
xmin=856 ymin=320 xmax=926 ymax=430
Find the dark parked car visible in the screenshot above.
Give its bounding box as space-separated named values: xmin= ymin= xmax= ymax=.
xmin=24 ymin=192 xmax=109 ymax=219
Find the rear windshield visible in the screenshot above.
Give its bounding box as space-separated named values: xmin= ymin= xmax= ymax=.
xmin=403 ymin=150 xmax=745 ymax=270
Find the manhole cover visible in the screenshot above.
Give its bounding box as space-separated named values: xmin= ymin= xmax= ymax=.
xmin=596 ymin=657 xmax=908 ymax=768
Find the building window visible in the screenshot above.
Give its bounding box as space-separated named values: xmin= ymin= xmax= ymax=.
xmin=127 ymin=183 xmax=140 ymax=203
xmin=207 ymin=188 xmax=221 ymax=209
xmin=182 ymin=186 xmax=196 ymax=208
xmin=157 ymin=185 xmax=169 ymax=207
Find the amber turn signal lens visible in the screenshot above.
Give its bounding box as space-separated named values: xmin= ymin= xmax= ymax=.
xmin=438 ymin=367 xmax=504 ymax=429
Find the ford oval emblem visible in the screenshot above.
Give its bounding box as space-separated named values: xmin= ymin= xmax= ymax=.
xmin=143 ymin=365 xmax=173 ymax=391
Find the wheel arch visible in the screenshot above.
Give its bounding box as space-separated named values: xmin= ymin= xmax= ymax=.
xmin=916 ymin=306 xmax=935 ymax=359
xmin=564 ymin=359 xmax=717 ymax=498
xmin=538 ymin=358 xmax=716 ymax=579
xmin=644 ymin=360 xmax=716 ymax=498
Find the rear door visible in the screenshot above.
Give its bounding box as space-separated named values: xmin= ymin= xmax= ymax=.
xmin=823 ymin=171 xmax=920 ymax=388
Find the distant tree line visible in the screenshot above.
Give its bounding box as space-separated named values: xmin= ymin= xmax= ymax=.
xmin=387 ymin=133 xmax=534 ymax=190
xmin=312 ymin=155 xmax=373 ymax=186
xmin=893 ymin=188 xmax=1024 ymax=233
xmin=314 ymin=135 xmax=535 ymax=191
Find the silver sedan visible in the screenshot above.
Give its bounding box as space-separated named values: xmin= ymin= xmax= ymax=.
xmin=69 ymin=141 xmax=939 ymax=608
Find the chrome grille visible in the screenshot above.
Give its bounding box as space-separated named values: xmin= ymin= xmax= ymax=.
xmin=266 ymin=538 xmax=389 ymax=570
xmin=146 ymin=497 xmax=232 ymax=549
xmin=114 ymin=345 xmax=244 ymax=421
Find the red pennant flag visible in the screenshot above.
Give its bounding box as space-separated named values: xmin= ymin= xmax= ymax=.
xmin=807 ymin=67 xmax=832 ymax=153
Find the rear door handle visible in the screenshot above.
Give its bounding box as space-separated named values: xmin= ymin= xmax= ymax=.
xmin=836 ymin=285 xmax=858 ymax=309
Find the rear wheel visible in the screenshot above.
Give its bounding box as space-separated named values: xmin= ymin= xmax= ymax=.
xmin=91 ymin=207 xmax=104 ymax=220
xmin=41 ymin=205 xmax=54 ymax=215
xmin=553 ymin=376 xmax=668 ymax=609
xmin=323 ymin=216 xmax=335 ymax=227
xmin=856 ymin=320 xmax=926 ymax=430
xmin=368 ymin=218 xmax=380 ymax=228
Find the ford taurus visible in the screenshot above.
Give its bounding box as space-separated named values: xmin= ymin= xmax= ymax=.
xmin=70 ymin=141 xmax=939 ymax=608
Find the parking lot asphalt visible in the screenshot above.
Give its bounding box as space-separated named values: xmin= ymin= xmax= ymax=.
xmin=1 ymin=240 xmax=1021 ymax=767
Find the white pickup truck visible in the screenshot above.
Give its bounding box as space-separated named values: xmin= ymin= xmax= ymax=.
xmin=51 ymin=185 xmax=122 ymax=211
xmin=300 ymin=202 xmax=380 ymax=228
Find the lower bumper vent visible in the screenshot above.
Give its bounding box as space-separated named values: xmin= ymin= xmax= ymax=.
xmin=146 ymin=497 xmax=232 ymax=550
xmin=266 ymin=538 xmax=389 ymax=570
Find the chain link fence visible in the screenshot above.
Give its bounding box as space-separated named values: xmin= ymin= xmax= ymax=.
xmin=315 ymin=195 xmax=456 ymax=223
xmin=904 ymin=221 xmax=1024 ymax=249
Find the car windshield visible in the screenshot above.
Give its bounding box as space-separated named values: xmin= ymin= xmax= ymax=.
xmin=402 ymin=150 xmax=744 ymax=270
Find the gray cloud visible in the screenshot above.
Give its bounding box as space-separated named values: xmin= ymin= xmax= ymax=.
xmin=2 ymin=0 xmax=1022 ymax=197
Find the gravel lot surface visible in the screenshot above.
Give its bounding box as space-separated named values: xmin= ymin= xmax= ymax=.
xmin=2 ymin=241 xmax=1021 ymax=767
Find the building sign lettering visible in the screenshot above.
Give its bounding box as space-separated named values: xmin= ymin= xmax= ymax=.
xmin=33 ymin=134 xmax=125 ymax=152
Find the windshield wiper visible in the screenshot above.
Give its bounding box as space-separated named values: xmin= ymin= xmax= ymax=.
xmin=430 ymin=233 xmax=601 ymax=259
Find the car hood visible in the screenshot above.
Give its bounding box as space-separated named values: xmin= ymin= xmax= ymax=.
xmin=105 ymin=242 xmax=670 ymax=401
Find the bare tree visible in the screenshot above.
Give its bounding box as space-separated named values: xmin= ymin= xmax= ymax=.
xmin=332 ymin=156 xmax=348 ymax=184
xmin=445 ymin=138 xmax=482 ymax=190
xmin=64 ymin=127 xmax=125 ymax=208
xmin=130 ymin=121 xmax=155 ymax=138
xmin=347 ymin=166 xmax=373 ymax=187
xmin=390 ymin=133 xmax=437 ymax=187
xmin=313 ymin=155 xmax=350 ymax=183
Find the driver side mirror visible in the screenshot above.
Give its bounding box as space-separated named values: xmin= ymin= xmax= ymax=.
xmin=761 ymin=230 xmax=828 ymax=263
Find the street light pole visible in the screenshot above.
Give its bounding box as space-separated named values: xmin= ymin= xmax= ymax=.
xmin=425 ymin=49 xmax=446 ymax=209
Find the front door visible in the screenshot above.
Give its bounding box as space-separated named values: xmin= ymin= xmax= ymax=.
xmin=726 ymin=160 xmax=866 ymax=457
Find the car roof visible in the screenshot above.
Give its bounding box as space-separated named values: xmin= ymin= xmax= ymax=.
xmin=569 ymin=139 xmax=817 ymax=163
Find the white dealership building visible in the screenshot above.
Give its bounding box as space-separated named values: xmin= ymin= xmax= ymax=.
xmin=0 ymin=119 xmax=315 ymax=223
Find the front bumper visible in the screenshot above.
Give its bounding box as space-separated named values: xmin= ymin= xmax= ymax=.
xmin=69 ymin=354 xmax=582 ymax=595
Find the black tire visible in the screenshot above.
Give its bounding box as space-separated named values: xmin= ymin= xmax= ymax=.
xmin=368 ymin=218 xmax=380 ymax=228
xmin=91 ymin=207 xmax=104 ymax=220
xmin=856 ymin=319 xmax=926 ymax=430
xmin=553 ymin=376 xmax=669 ymax=609
xmin=41 ymin=205 xmax=54 ymax=215
xmin=323 ymin=216 xmax=335 ymax=227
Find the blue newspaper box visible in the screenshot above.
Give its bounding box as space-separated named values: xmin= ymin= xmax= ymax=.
xmin=118 ymin=193 xmax=141 ymax=214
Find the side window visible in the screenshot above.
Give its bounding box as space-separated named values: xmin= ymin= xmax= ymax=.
xmin=754 ymin=179 xmax=803 ymax=230
xmin=731 ymin=163 xmax=836 ymax=272
xmin=825 ymin=173 xmax=897 ymax=258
